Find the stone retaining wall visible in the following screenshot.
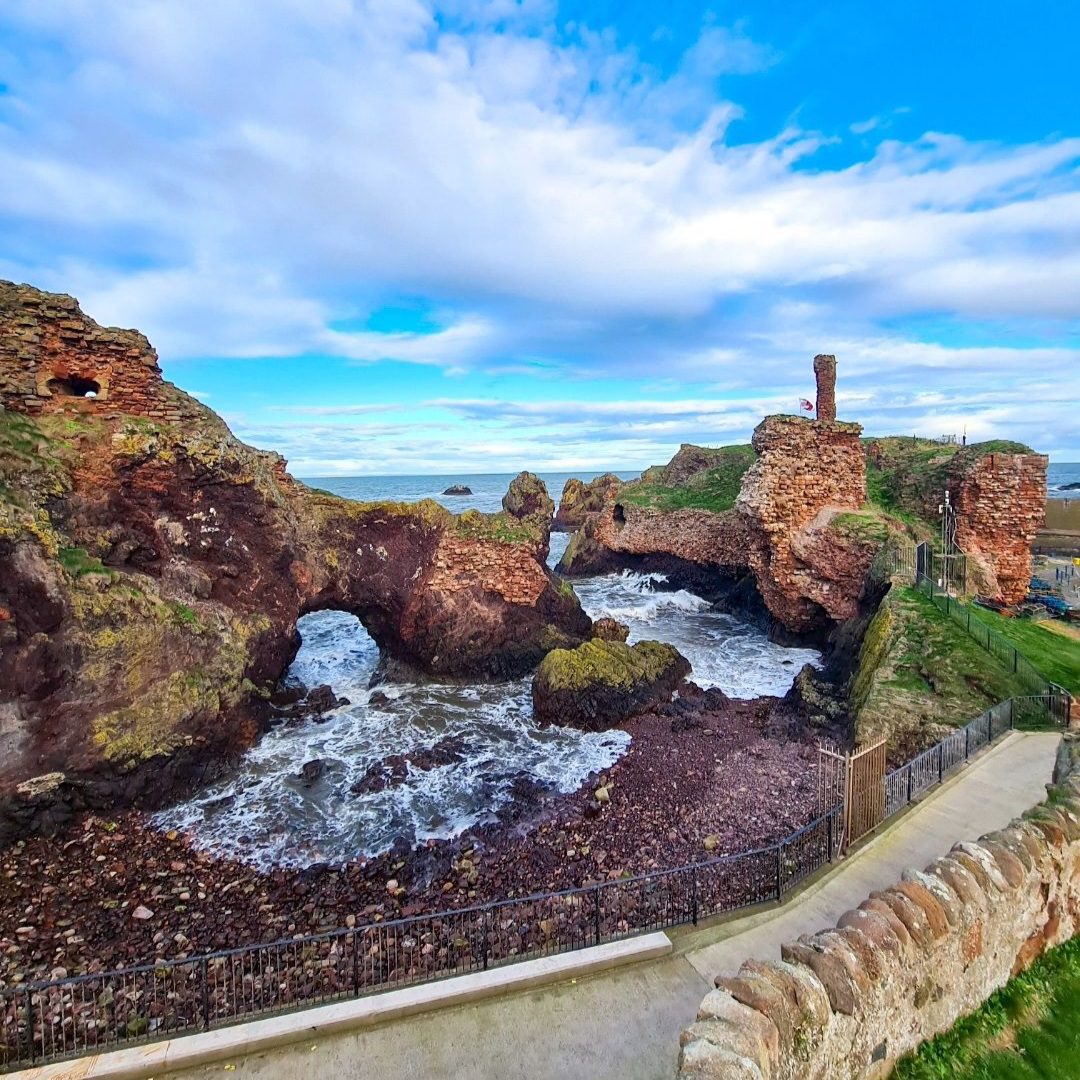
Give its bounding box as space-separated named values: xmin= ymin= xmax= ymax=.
xmin=677 ymin=733 xmax=1080 ymax=1080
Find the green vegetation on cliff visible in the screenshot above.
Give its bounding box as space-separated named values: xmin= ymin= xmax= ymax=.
xmin=895 ymin=934 xmax=1080 ymax=1080
xmin=863 ymin=436 xmax=1035 ymax=538
xmin=851 ymin=585 xmax=1029 ymax=757
xmin=619 ymin=444 xmax=756 ymax=514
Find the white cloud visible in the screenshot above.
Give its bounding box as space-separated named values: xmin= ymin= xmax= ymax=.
xmin=0 ymin=0 xmax=1078 ymax=458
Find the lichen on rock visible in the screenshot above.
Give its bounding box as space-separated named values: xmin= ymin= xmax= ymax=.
xmin=532 ymin=639 xmax=691 ymax=730
xmin=0 ymin=281 xmax=593 ymax=837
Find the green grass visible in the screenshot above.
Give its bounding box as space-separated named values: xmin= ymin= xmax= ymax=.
xmin=852 ymin=585 xmax=1032 ymax=756
xmin=58 ymin=546 xmax=114 ymax=578
xmin=618 ymin=444 xmax=756 ymax=514
xmin=894 ymin=935 xmax=1080 ymax=1080
xmin=960 ymin=605 xmax=1080 ymax=695
xmin=831 ymin=509 xmax=891 ymax=544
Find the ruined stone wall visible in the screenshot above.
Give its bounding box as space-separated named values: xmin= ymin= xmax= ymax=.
xmin=596 ymin=503 xmax=753 ymax=568
xmin=427 ymin=535 xmax=551 ymax=606
xmin=678 ymin=734 xmax=1080 ymax=1080
xmin=0 ymin=281 xmax=186 ymax=421
xmin=737 ymin=416 xmax=867 ymax=630
xmin=951 ymin=452 xmax=1048 ymax=604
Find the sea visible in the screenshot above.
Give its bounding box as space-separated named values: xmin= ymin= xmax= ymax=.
xmin=159 ymin=464 xmax=1080 ymax=869
xmin=1048 ymin=462 xmax=1080 ymax=498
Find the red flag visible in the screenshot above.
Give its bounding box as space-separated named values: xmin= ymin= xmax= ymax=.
xmin=799 ymin=398 xmax=814 ymax=412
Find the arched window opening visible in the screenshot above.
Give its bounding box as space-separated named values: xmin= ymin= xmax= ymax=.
xmin=47 ymin=374 xmax=101 ymax=398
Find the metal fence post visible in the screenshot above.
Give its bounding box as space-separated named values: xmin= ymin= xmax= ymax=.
xmin=907 ymin=762 xmax=913 ymax=804
xmin=1009 ymin=698 xmax=1015 ymax=729
xmin=25 ymin=988 xmax=35 ymax=1063
xmin=351 ymin=932 xmax=360 ymax=995
xmin=964 ymin=725 xmax=970 ymax=761
xmin=200 ymin=957 xmax=210 ymax=1032
xmin=593 ymin=885 xmax=602 ymax=947
xmin=775 ymin=845 xmax=783 ymax=901
xmin=691 ymin=865 xmax=699 ymax=926
xmin=938 ymin=743 xmax=944 ymax=784
xmin=481 ymin=911 xmax=489 ymax=971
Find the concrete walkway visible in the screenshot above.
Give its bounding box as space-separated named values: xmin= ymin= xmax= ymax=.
xmin=158 ymin=732 xmax=1060 ymax=1080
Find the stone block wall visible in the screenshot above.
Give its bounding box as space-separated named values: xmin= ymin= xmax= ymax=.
xmin=0 ymin=280 xmax=185 ymax=422
xmin=427 ymin=535 xmax=552 ymax=607
xmin=951 ymin=452 xmax=1048 ymax=604
xmin=736 ymin=416 xmax=867 ymax=630
xmin=677 ymin=734 xmax=1080 ymax=1080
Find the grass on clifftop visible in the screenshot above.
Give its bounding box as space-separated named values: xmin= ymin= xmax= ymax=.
xmin=894 ymin=935 xmax=1080 ymax=1080
xmin=852 ymin=585 xmax=1030 ymax=757
xmin=862 ymin=437 xmax=1035 ymax=540
xmin=959 ymin=606 xmax=1080 ymax=695
xmin=618 ymin=444 xmax=756 ymax=514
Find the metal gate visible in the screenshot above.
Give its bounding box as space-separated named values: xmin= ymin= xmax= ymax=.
xmin=818 ymin=736 xmax=888 ymax=855
xmin=846 ymin=737 xmax=888 ymax=843
xmin=915 ymin=541 xmax=932 ymax=580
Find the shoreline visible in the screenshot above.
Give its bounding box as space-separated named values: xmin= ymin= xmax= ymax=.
xmin=0 ymin=690 xmax=818 ymax=986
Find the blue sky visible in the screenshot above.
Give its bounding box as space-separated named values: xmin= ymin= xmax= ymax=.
xmin=1 ymin=1 xmax=1078 ymax=474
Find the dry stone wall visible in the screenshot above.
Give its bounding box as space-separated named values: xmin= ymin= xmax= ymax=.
xmin=427 ymin=534 xmax=551 ymax=607
xmin=678 ymin=734 xmax=1080 ymax=1080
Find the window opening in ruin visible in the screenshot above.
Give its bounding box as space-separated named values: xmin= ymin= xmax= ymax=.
xmin=613 ymin=503 xmax=626 ymax=525
xmin=47 ymin=375 xmax=101 ymax=398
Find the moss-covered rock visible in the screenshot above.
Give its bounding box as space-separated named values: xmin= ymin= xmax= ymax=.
xmin=553 ymin=473 xmax=622 ymax=531
xmin=532 ymin=639 xmax=691 ymax=730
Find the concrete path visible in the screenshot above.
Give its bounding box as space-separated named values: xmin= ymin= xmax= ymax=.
xmin=163 ymin=732 xmax=1059 ymax=1080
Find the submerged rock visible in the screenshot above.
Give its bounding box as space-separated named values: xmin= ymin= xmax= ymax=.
xmin=532 ymin=639 xmax=691 ymax=731
xmin=442 ymin=485 xmax=472 ymax=496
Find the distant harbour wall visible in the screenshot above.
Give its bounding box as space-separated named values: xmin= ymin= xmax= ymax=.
xmin=1036 ymin=497 xmax=1080 ymax=556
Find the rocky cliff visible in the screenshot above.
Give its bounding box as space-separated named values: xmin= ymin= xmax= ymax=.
xmin=0 ymin=281 xmax=590 ymax=837
xmin=561 ymin=418 xmax=876 ymax=635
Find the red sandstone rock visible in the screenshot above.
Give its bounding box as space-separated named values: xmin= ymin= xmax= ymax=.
xmin=0 ymin=282 xmax=591 ymax=836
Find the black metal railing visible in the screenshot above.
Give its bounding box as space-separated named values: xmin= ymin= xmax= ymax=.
xmin=914 ymin=571 xmax=1073 ymax=720
xmin=3 ymin=691 xmax=1058 ymax=1072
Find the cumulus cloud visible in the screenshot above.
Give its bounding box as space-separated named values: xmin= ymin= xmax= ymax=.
xmin=0 ymin=0 xmax=1078 ymax=460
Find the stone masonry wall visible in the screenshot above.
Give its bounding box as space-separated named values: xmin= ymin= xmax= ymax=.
xmin=951 ymin=451 xmax=1048 ymax=604
xmin=677 ymin=734 xmax=1080 ymax=1080
xmin=736 ymin=416 xmax=867 ymax=630
xmin=427 ymin=535 xmax=551 ymax=607
xmin=0 ymin=281 xmax=186 ymax=422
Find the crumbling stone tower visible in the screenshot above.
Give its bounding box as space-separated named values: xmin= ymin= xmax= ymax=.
xmin=813 ymin=353 xmax=837 ymax=421
xmin=0 ymin=280 xmax=185 ymax=421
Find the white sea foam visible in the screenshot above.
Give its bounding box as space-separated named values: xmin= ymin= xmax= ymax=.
xmin=156 ymin=558 xmax=820 ymax=869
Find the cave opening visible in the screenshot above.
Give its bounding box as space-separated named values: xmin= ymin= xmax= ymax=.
xmin=47 ymin=374 xmax=101 ymax=398
xmin=612 ymin=503 xmax=626 ymax=526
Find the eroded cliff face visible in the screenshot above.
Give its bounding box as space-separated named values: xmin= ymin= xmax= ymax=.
xmin=0 ymin=282 xmax=589 ymax=836
xmin=561 ymin=416 xmax=874 ymax=634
